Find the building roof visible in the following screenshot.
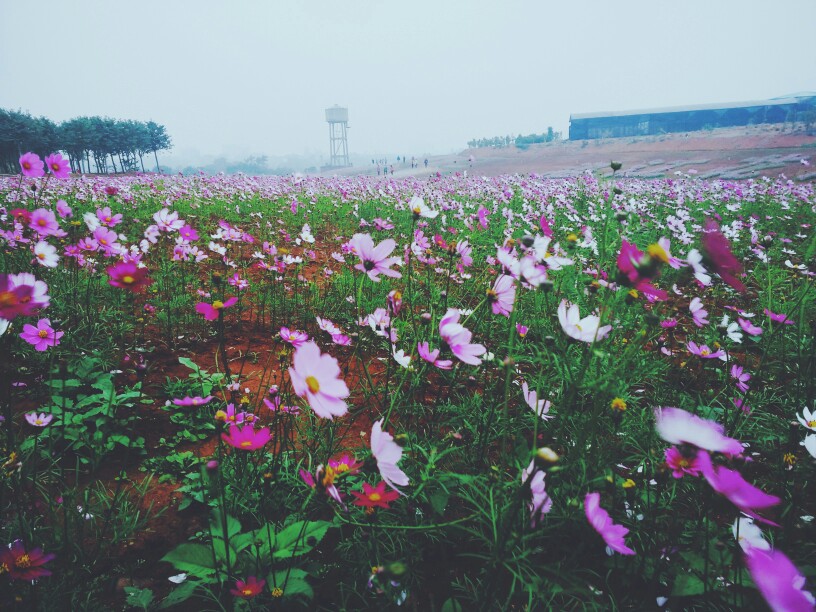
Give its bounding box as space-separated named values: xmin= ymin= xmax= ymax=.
xmin=570 ymin=97 xmax=803 ymax=121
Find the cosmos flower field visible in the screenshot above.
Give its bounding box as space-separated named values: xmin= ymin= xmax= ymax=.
xmin=1 ymin=157 xmax=815 ymax=610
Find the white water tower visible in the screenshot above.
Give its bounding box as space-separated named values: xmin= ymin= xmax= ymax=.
xmin=325 ymin=105 xmax=350 ymax=167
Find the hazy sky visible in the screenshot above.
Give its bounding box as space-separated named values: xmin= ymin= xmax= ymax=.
xmin=2 ymin=0 xmax=814 ymax=163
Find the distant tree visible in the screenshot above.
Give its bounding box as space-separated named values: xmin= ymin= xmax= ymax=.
xmin=146 ymin=121 xmax=172 ymax=173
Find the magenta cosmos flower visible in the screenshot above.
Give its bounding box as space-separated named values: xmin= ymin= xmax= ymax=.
xmin=764 ymin=308 xmax=795 ymax=325
xmin=44 ymin=153 xmax=71 ymax=178
xmin=615 ymin=239 xmax=668 ymax=300
xmin=230 ymin=576 xmax=266 ymax=598
xmin=439 ymin=308 xmax=486 ymax=366
xmin=289 ymin=341 xmax=349 ymax=419
xmin=107 ymin=262 xmax=153 ymax=293
xmin=19 ymin=152 xmax=45 ymax=177
xmin=654 ymin=407 xmax=743 ymax=456
xmin=195 ymin=296 xmax=238 ymax=320
xmin=221 ymin=424 xmax=271 ymax=451
xmin=697 ymin=451 xmax=780 ymax=525
xmin=664 ymin=446 xmax=705 ymax=478
xmin=0 ymin=540 xmax=56 ymax=580
xmin=745 ymin=548 xmax=815 ymax=611
xmin=584 ymin=492 xmax=635 ymax=555
xmin=19 ymin=318 xmax=63 ymax=351
xmin=348 ymin=233 xmax=402 ymax=282
xmin=700 ymin=219 xmax=746 ymax=293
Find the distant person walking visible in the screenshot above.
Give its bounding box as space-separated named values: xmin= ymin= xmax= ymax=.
xmin=424 ymin=158 xmax=428 ymax=168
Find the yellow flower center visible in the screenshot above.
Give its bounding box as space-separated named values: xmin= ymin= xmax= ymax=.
xmin=192 ymin=398 xmax=200 ymax=406
xmin=369 ymin=492 xmax=382 ymax=501
xmin=566 ymin=233 xmax=578 ymax=242
xmin=52 ymin=163 xmax=60 ymax=171
xmin=306 ymin=375 xmax=320 ymax=394
xmin=271 ymin=587 xmax=284 ymax=598
xmin=37 ymin=218 xmax=47 ymax=226
xmin=808 ymin=420 xmax=816 ymax=428
xmin=212 ymin=300 xmax=224 ymax=309
xmin=0 ymin=562 xmax=8 ymax=574
xmin=622 ymin=479 xmax=636 ymax=489
xmin=241 ymin=588 xmax=254 ymax=596
xmin=122 ymin=275 xmax=135 ymax=284
xmin=38 ymin=329 xmax=48 ymax=338
xmin=37 ymin=252 xmax=46 ymax=259
xmin=611 ymin=398 xmax=627 ymax=412
xmin=678 ymin=458 xmax=689 ymax=468
xmin=240 ymin=440 xmax=252 ymax=448
xmin=701 ymin=349 xmax=710 ymax=356
xmin=214 ymin=410 xmax=227 ymax=421
xmin=105 ymin=216 xmax=112 ymax=222
xmin=646 ymin=243 xmax=669 ymax=264
xmin=486 ymin=288 xmax=497 ymax=301
xmin=322 ymin=466 xmax=337 ymax=487
xmin=0 ymin=291 xmax=18 ymax=308
xmin=16 ymin=554 xmax=31 ymax=569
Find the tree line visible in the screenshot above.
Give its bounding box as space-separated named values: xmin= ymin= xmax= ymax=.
xmin=0 ymin=108 xmax=172 ymax=175
xmin=467 ymin=127 xmax=562 ymax=150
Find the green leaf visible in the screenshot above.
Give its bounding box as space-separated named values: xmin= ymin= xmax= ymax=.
xmin=429 ymin=489 xmax=450 ymax=516
xmin=210 ymin=509 xmax=242 ymax=538
xmin=269 ymin=569 xmax=313 ymax=600
xmin=124 ymin=586 xmax=154 ymax=610
xmin=272 ymin=520 xmax=331 ymax=559
xmin=158 ymin=580 xmax=200 ymax=609
xmin=671 ymin=572 xmax=706 ymax=597
xmin=161 ymin=544 xmax=216 ymax=578
xmin=178 ymin=357 xmax=201 ymax=372
xmin=441 ymin=598 xmax=463 ymax=612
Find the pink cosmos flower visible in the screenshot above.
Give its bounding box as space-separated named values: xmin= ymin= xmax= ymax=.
xmin=477 ymin=206 xmax=489 ymax=229
xmin=689 ymin=297 xmax=708 ymax=328
xmin=178 ymin=225 xmax=199 ymax=242
xmin=195 ymin=297 xmax=238 ymax=320
xmin=687 ymin=341 xmax=726 ymax=361
xmin=29 ymin=208 xmax=62 ymax=237
xmin=25 ymin=412 xmax=54 ymax=427
xmin=0 ymin=273 xmax=50 ymax=320
xmin=331 ymin=334 xmax=352 ymax=346
xmin=764 ymin=308 xmax=795 ymax=325
xmin=280 ymin=326 xmax=309 ymax=348
xmin=221 ymin=424 xmax=271 ymax=451
xmin=516 ymin=323 xmax=528 ymax=338
xmin=417 ymin=341 xmax=453 ymax=370
xmin=95 ymin=206 xmax=122 ymax=227
xmin=522 ymin=460 xmax=552 ymax=527
xmin=616 ymin=239 xmax=668 ymax=300
xmin=745 ymin=548 xmax=815 ymax=611
xmin=701 ymin=219 xmax=746 ymax=293
xmin=19 ymin=152 xmax=45 ymax=177
xmin=0 ymin=540 xmax=55 ymax=581
xmin=654 ymin=407 xmax=743 ymax=456
xmin=19 ymin=318 xmax=63 ymax=351
xmin=33 ymin=241 xmax=59 ymax=268
xmin=439 ymin=308 xmax=486 ymax=366
xmin=107 ymin=261 xmax=153 ymax=293
xmin=153 ymin=208 xmax=184 ymax=232
xmin=173 ymin=396 xmax=214 ymax=407
xmin=738 ymin=317 xmax=762 ymax=336
xmin=44 ymin=153 xmax=70 ymax=178
xmin=557 ymin=300 xmax=611 ymax=343
xmin=521 ymin=381 xmax=552 ymax=420
xmin=93 ymin=227 xmax=121 ymax=255
xmin=664 ymin=446 xmax=704 ymax=478
xmin=731 ymin=364 xmax=751 ymax=393
xmin=317 ymin=316 xmax=342 ymax=336
xmin=697 ymin=451 xmax=780 ymax=525
xmin=56 ymin=200 xmax=72 ymax=218
xmin=348 ymin=233 xmax=402 ymax=282
xmin=584 ymin=492 xmax=635 ymax=555
xmin=289 ymin=341 xmax=349 ymax=419
xmin=371 ymin=418 xmax=409 ymax=494
xmin=488 ymin=274 xmax=516 ymax=317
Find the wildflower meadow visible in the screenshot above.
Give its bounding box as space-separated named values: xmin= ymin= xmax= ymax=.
xmin=1 ymin=154 xmax=815 ymax=610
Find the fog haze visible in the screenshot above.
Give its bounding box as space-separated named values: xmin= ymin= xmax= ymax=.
xmin=2 ymin=0 xmax=814 ymax=167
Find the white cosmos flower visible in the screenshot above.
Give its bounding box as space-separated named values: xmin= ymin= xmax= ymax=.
xmin=797 ymin=407 xmax=816 ymax=432
xmin=803 ymin=435 xmax=816 ymax=459
xmin=557 ymin=300 xmax=611 ymax=343
xmin=733 ymin=517 xmax=770 ymax=552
